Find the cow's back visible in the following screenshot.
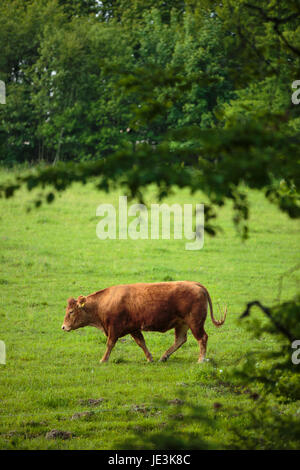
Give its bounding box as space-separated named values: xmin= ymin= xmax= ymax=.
xmin=96 ymin=281 xmax=205 ymax=334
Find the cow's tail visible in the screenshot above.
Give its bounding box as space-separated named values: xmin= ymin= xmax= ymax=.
xmin=197 ymin=283 xmax=227 ymax=327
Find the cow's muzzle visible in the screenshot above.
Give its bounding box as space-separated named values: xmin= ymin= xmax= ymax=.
xmin=61 ymin=324 xmax=71 ymax=331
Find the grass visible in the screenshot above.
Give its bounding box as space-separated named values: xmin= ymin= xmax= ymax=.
xmin=0 ymin=167 xmax=299 ymax=449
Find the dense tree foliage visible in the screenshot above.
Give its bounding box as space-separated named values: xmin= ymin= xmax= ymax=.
xmin=1 ymin=1 xmax=298 ymax=224
xmin=0 ymin=0 xmax=235 ymax=165
xmin=0 ymin=0 xmax=299 ymax=449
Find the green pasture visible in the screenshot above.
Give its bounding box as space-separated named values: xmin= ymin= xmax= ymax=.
xmin=0 ymin=168 xmax=299 ymax=449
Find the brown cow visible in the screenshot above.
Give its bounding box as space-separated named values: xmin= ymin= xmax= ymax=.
xmin=61 ymin=281 xmax=227 ymax=363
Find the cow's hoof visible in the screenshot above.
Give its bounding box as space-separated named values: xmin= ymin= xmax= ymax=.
xmin=159 ymin=356 xmax=168 ymax=362
xmin=197 ymin=357 xmax=206 ymax=363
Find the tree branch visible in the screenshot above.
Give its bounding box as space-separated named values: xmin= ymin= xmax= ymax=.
xmin=245 ymin=3 xmax=300 ymax=57
xmin=240 ymin=300 xmax=295 ymax=342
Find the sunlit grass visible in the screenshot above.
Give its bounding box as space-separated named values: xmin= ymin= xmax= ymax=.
xmin=0 ymin=168 xmax=299 ymax=449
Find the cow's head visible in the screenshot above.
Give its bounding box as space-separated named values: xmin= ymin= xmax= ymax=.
xmin=61 ymin=296 xmax=88 ymax=331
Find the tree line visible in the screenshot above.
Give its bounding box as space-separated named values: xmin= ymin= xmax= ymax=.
xmin=0 ymin=0 xmax=235 ymax=164
xmin=0 ymin=0 xmax=299 ymax=449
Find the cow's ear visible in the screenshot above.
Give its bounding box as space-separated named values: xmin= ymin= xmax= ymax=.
xmin=77 ymin=295 xmax=87 ymax=308
xmin=67 ymin=298 xmax=76 ymax=308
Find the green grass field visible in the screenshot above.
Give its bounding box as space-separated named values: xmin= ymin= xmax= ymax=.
xmin=0 ymin=168 xmax=299 ymax=449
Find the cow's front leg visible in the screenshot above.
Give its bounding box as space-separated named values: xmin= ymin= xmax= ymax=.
xmin=131 ymin=331 xmax=153 ymax=362
xmin=100 ymin=336 xmax=117 ymax=363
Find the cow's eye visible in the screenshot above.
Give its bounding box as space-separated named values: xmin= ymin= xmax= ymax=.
xmin=69 ymin=310 xmax=74 ymax=315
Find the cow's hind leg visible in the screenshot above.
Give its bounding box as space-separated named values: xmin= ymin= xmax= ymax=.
xmin=159 ymin=324 xmax=189 ymax=362
xmin=131 ymin=331 xmax=153 ymax=362
xmin=100 ymin=336 xmax=117 ymax=363
xmin=197 ymin=329 xmax=208 ymax=363
xmin=189 ymin=324 xmax=208 ymax=363
xmin=187 ymin=301 xmax=208 ymax=363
